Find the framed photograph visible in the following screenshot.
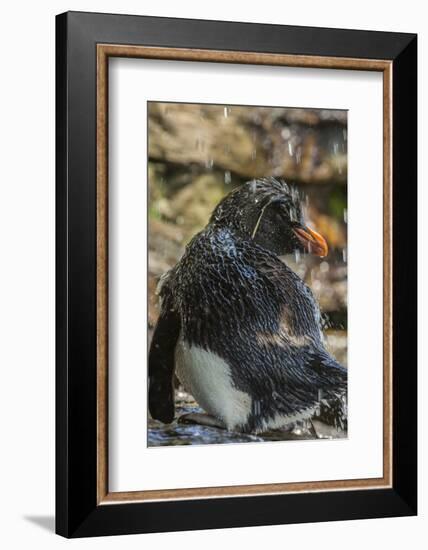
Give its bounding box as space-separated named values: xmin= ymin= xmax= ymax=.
xmin=56 ymin=11 xmax=417 ymax=538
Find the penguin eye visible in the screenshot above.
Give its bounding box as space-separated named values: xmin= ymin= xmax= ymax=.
xmin=276 ymin=201 xmax=293 ymax=221
xmin=268 ymin=201 xmax=286 ymax=220
xmin=264 ymin=198 xmax=296 ymax=227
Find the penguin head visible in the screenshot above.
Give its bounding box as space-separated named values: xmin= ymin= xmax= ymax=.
xmin=210 ymin=177 xmax=328 ymax=257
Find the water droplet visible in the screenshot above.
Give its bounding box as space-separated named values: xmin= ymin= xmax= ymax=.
xmin=294 ymin=249 xmax=301 ymax=263
xmin=343 ymin=209 xmax=348 ymax=223
xmin=342 ymin=248 xmax=347 ymax=263
xmin=224 ymin=170 xmax=231 ymax=184
xmin=320 ymin=261 xmax=329 ymax=273
xmin=224 ymin=107 xmax=229 ymax=118
xmin=288 ymin=141 xmax=294 ymax=156
xmin=281 ymin=127 xmax=291 ymax=140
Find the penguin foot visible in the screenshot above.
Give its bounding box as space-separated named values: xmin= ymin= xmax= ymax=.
xmin=178 ymin=413 xmax=226 ymax=430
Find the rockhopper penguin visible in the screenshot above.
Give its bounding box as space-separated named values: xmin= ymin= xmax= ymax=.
xmin=149 ymin=178 xmax=347 ymax=434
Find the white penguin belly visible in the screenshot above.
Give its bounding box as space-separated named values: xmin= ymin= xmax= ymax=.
xmin=175 ymin=337 xmax=252 ymax=430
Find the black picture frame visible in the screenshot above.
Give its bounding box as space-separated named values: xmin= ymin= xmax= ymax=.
xmin=56 ymin=11 xmax=417 ymax=538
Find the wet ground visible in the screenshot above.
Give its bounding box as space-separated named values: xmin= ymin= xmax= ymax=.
xmin=148 ymin=392 xmax=347 ymax=447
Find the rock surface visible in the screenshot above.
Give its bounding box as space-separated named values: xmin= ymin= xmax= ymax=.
xmin=149 ymin=103 xmax=347 ymax=184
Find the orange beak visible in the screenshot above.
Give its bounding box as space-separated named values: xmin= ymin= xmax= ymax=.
xmin=293 ymin=226 xmax=328 ymax=257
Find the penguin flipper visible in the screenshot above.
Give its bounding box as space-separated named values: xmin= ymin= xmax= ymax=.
xmin=308 ymin=351 xmax=347 ymax=430
xmin=285 ymin=348 xmax=347 ymax=429
xmin=148 ymin=295 xmax=180 ymax=424
xmin=240 ymin=344 xmax=347 ymax=431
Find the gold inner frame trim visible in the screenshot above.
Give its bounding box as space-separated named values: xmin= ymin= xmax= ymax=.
xmin=96 ymin=44 xmax=393 ymax=505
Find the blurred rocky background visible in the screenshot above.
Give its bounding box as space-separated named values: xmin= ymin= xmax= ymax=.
xmin=147 ymin=102 xmax=348 ymax=445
